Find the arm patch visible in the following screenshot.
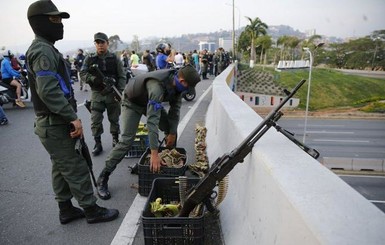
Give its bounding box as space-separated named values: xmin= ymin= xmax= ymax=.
xmin=38 ymin=55 xmax=51 ymax=71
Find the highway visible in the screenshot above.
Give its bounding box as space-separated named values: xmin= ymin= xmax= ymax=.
xmin=0 ymin=75 xmax=384 ymax=244
xmin=279 ymin=117 xmax=385 ymax=214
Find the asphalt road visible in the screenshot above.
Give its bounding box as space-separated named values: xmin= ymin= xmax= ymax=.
xmin=1 ymin=75 xmax=384 ymax=244
xmin=279 ymin=117 xmax=385 ymax=214
xmin=278 ymin=118 xmax=385 ymax=160
xmin=0 ymin=76 xmax=215 ymax=245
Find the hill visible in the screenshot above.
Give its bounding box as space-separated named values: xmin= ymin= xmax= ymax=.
xmin=237 ymin=65 xmax=385 ymax=116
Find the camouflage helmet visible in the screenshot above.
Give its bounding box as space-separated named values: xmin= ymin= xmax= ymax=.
xmin=27 ymin=0 xmax=70 ymax=19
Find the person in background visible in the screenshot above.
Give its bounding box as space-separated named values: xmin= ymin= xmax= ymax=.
xmin=80 ymin=32 xmax=126 ymax=156
xmin=191 ymin=49 xmax=200 ymax=72
xmin=155 ymin=43 xmax=175 ymax=69
xmin=120 ymin=50 xmax=129 ymax=71
xmin=74 ymin=49 xmax=88 ymax=91
xmin=0 ymin=105 xmax=8 ymax=125
xmin=130 ymin=50 xmax=139 ymax=68
xmin=200 ymin=49 xmax=208 ymax=79
xmin=96 ymin=64 xmax=201 ymax=200
xmin=26 ymin=0 xmax=119 ymax=224
xmin=1 ymin=50 xmax=25 ymax=108
xmin=174 ymin=51 xmax=184 ymax=68
xmin=142 ymin=49 xmax=155 ymax=71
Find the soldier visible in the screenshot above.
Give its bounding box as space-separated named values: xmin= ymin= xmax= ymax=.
xmin=80 ymin=32 xmax=126 ymax=156
xmin=96 ymin=65 xmax=201 ymax=200
xmin=26 ymin=0 xmax=119 ymax=224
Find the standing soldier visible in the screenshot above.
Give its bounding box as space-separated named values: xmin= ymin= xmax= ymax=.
xmin=26 ymin=0 xmax=118 ymax=224
xmin=74 ymin=49 xmax=87 ymax=91
xmin=80 ymin=32 xmax=126 ymax=156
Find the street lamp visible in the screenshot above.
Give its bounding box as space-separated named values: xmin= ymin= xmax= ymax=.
xmin=302 ymin=43 xmax=324 ymax=143
xmin=225 ymin=1 xmax=241 ymax=61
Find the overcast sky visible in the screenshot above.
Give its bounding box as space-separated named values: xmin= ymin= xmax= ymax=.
xmin=1 ymin=0 xmax=384 ymax=53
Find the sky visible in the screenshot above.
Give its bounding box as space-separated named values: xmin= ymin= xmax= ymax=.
xmin=1 ymin=0 xmax=384 ymax=53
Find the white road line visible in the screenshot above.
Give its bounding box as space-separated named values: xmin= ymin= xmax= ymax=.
xmin=370 ymin=200 xmax=385 ymax=204
xmin=339 ymin=175 xmax=385 ymax=179
xmin=314 ymin=139 xmax=370 ymax=143
xmin=110 ymin=194 xmax=147 ymax=245
xmin=110 ymin=85 xmax=212 ymax=245
xmin=307 ymin=131 xmax=354 ymax=134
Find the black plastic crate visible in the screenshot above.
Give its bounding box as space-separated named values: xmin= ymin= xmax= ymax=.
xmin=138 ymin=147 xmax=187 ymax=196
xmin=125 ymin=135 xmax=149 ymax=158
xmin=142 ymin=177 xmax=204 ymax=245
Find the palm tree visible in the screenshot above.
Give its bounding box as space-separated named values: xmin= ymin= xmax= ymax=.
xmin=244 ymin=16 xmax=268 ymax=67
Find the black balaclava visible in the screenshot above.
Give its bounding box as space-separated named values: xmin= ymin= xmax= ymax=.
xmin=28 ymin=15 xmax=64 ymax=43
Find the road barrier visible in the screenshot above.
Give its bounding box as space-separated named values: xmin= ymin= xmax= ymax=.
xmin=205 ymin=64 xmax=385 ymax=245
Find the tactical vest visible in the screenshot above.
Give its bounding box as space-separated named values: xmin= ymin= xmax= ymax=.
xmin=87 ymin=53 xmax=118 ymax=91
xmin=124 ymin=69 xmax=176 ymax=106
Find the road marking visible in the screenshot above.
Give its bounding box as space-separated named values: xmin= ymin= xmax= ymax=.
xmin=110 ymin=194 xmax=147 ymax=245
xmin=370 ymin=200 xmax=385 ymax=204
xmin=110 ymin=85 xmax=213 ymax=245
xmin=307 ymin=131 xmax=354 ymax=134
xmin=314 ymin=139 xmax=370 ymax=143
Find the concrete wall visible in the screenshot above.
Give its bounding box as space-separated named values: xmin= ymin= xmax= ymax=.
xmin=206 ymin=64 xmax=385 ymax=245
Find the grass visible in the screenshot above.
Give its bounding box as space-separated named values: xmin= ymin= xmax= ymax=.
xmin=240 ymin=65 xmax=385 ymax=112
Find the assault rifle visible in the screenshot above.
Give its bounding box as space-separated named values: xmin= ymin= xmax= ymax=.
xmin=89 ymin=64 xmax=123 ymax=102
xmin=179 ymin=79 xmax=319 ymax=217
xmin=70 ymin=124 xmax=97 ymax=187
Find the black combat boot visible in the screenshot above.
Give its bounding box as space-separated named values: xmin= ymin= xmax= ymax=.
xmin=58 ymin=200 xmax=85 ymax=224
xmin=112 ymin=134 xmax=119 ymax=147
xmin=92 ymin=136 xmax=103 ymax=156
xmin=84 ymin=204 xmax=119 ymax=224
xmin=97 ymin=169 xmax=111 ymax=200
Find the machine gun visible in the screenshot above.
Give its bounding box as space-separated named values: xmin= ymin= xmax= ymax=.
xmin=179 ymin=79 xmax=319 ymax=217
xmin=89 ymin=64 xmax=123 ymax=102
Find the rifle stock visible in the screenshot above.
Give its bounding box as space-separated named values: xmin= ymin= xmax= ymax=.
xmin=179 ymin=79 xmax=308 ymax=217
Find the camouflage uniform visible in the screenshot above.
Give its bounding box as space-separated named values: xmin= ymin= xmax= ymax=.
xmin=27 ymin=0 xmax=118 ymax=224
xmin=27 ymin=36 xmax=97 ymax=208
xmin=80 ymin=49 xmax=126 ymax=155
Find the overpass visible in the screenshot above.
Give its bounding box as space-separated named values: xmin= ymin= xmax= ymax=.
xmin=205 ymin=64 xmax=385 ymax=244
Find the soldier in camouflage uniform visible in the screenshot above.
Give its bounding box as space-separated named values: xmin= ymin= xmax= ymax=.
xmin=80 ymin=32 xmax=126 ymax=156
xmin=96 ymin=65 xmax=201 ymax=200
xmin=26 ymin=0 xmax=118 ymax=224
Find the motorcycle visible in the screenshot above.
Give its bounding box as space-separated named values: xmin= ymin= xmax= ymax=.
xmin=0 ymin=69 xmax=31 ymax=106
xmin=181 ymin=87 xmax=196 ymax=101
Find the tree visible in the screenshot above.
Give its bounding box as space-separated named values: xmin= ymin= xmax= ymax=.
xmin=244 ymin=16 xmax=268 ymax=67
xmin=131 ymin=35 xmax=140 ymax=53
xmin=256 ymin=35 xmax=272 ymax=65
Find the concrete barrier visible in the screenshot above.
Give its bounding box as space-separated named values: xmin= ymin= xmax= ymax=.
xmin=206 ymin=64 xmax=385 ymax=245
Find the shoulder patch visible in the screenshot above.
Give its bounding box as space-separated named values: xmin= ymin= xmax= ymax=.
xmin=38 ymin=55 xmax=51 ymax=70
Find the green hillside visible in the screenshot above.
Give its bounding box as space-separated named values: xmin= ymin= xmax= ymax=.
xmin=237 ymin=65 xmax=385 ymax=113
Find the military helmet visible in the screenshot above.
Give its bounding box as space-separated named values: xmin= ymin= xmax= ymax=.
xmin=27 ymin=0 xmax=70 ymax=19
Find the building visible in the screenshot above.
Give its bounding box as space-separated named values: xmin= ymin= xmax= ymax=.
xmin=218 ymin=38 xmax=232 ymax=51
xmin=199 ymin=41 xmax=216 ymax=52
